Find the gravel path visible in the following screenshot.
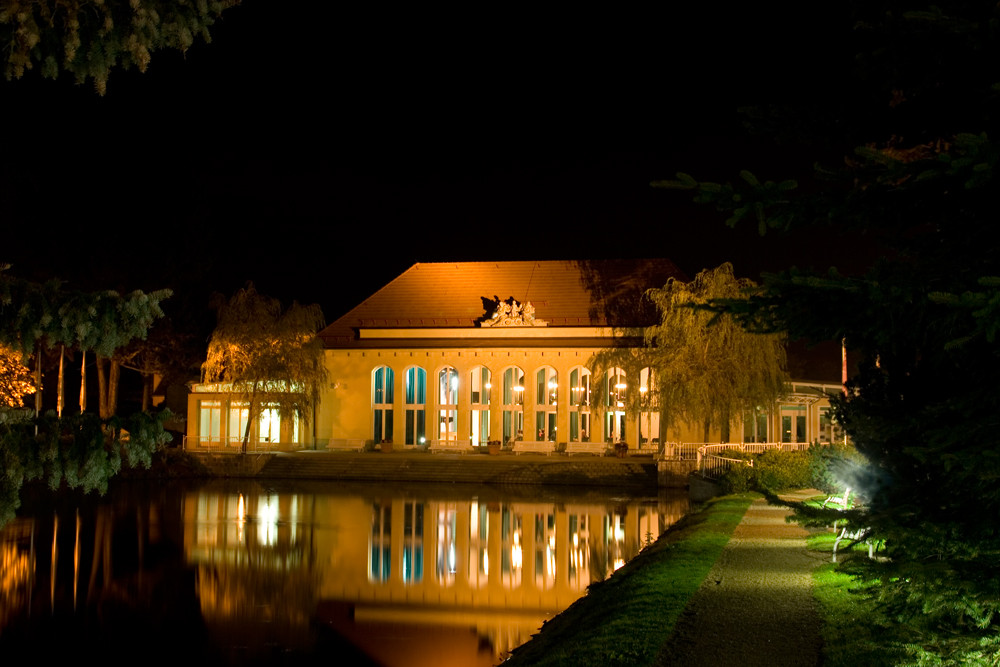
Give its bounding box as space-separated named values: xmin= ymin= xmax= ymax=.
xmin=656 ymin=490 xmax=826 ymax=666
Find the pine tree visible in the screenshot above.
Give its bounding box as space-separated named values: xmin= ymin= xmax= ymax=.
xmin=0 ymin=0 xmax=241 ymax=94
xmin=658 ymin=2 xmax=1000 ymax=661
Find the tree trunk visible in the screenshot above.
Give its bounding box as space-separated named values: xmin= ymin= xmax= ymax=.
xmin=108 ymin=359 xmax=119 ymax=417
xmin=34 ymin=344 xmax=42 ymax=419
xmin=79 ymin=350 xmax=87 ymax=413
xmin=242 ymin=383 xmax=258 ymax=454
xmin=57 ymin=346 xmax=64 ymax=418
xmin=702 ymin=418 xmax=711 ymax=444
xmin=96 ymin=356 xmax=107 ymax=419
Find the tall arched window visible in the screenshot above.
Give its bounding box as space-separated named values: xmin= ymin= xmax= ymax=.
xmin=437 ymin=366 xmax=459 ymax=442
xmin=639 ymin=367 xmax=658 ymax=447
xmin=405 ymin=366 xmax=427 ymax=445
xmin=535 ymin=366 xmax=558 ymax=442
xmin=604 ymin=367 xmax=627 ymax=442
xmin=469 ymin=366 xmax=491 ymax=446
xmin=372 ymin=366 xmax=394 ymax=444
xmin=569 ymin=366 xmax=592 ymax=442
xmin=502 ymin=366 xmax=525 ymax=444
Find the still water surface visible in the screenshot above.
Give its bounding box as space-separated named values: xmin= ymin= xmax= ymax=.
xmin=0 ymin=479 xmax=689 ymax=666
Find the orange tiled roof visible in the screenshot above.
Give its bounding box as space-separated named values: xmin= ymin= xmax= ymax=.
xmin=319 ymin=259 xmax=685 ymax=348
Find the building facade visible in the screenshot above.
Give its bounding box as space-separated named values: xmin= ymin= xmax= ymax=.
xmin=185 ymin=260 xmax=844 ymax=453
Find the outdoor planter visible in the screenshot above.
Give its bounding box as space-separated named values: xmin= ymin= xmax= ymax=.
xmin=614 ymin=442 xmax=629 ymax=458
xmin=381 ymin=440 xmax=393 ymax=453
xmin=487 ymin=440 xmax=501 ymax=455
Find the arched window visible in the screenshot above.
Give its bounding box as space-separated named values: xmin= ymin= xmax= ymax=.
xmin=639 ymin=367 xmax=659 ymax=447
xmin=604 ymin=367 xmax=627 ymax=442
xmin=502 ymin=366 xmax=525 ymax=444
xmin=372 ymin=366 xmax=395 ymax=444
xmin=535 ymin=366 xmax=558 ymax=442
xmin=405 ymin=366 xmax=427 ymax=445
xmin=569 ymin=366 xmax=592 ymax=442
xmin=437 ymin=366 xmax=459 ymax=442
xmin=469 ymin=366 xmax=491 ymax=446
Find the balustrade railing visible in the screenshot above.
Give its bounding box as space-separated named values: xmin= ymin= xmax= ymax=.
xmin=182 ymin=435 xmax=307 ymax=453
xmin=695 ymin=442 xmax=812 ymax=480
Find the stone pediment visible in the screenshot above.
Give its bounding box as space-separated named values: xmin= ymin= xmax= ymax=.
xmin=480 ymin=296 xmax=547 ymax=327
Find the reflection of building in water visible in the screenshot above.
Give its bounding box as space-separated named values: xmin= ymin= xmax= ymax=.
xmin=180 ymin=488 xmax=688 ymax=665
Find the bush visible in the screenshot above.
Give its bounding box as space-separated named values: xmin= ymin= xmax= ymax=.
xmin=754 ymin=450 xmax=812 ymax=492
xmin=719 ymin=463 xmax=755 ymax=493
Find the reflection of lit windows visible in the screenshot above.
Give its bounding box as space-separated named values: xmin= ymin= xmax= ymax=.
xmin=436 ymin=505 xmax=457 ymax=585
xmin=535 ymin=367 xmax=558 ymax=442
xmin=370 ymin=502 xmax=391 ymax=582
xmin=569 ymin=367 xmax=592 ymax=442
xmin=438 ymin=367 xmax=459 ymax=442
xmin=405 ymin=367 xmax=427 ymax=445
xmin=501 ymin=507 xmax=522 ymax=588
xmin=534 ymin=513 xmax=556 ymax=589
xmin=604 ymin=512 xmax=626 ymax=576
xmin=469 ymin=366 xmax=491 ymax=446
xmin=469 ymin=502 xmax=489 ymax=588
xmin=502 ymin=367 xmax=525 ymax=444
xmin=257 ymin=494 xmax=279 ymax=546
xmin=372 ymin=366 xmax=395 ymax=443
xmin=402 ymin=502 xmax=424 ymax=583
xmin=568 ymin=514 xmax=590 ymax=588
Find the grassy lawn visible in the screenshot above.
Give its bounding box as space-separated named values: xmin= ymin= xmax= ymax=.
xmin=502 ymin=494 xmax=755 ymax=667
xmin=807 ymin=514 xmax=908 ymax=666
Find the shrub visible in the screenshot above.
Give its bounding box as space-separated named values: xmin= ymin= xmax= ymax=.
xmin=754 ymin=449 xmax=812 ymax=492
xmin=719 ymin=463 xmax=755 ymax=493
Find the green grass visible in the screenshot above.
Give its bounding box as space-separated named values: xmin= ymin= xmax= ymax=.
xmin=503 ymin=494 xmax=755 ymax=667
xmin=808 ymin=528 xmax=908 ymax=667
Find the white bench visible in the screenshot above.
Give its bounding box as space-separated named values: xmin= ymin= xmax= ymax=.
xmin=429 ymin=439 xmax=476 ymax=454
xmin=564 ymin=442 xmax=607 ymax=456
xmin=326 ymin=438 xmax=366 ymax=452
xmin=511 ymin=441 xmax=554 ymax=455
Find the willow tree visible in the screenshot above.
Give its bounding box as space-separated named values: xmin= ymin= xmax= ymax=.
xmin=202 ymin=283 xmax=326 ymax=453
xmin=644 ymin=263 xmax=788 ymax=442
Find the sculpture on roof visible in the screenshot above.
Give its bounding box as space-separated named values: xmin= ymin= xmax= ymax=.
xmin=481 ymin=295 xmax=546 ymax=327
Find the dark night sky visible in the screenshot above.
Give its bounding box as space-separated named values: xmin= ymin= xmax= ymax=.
xmin=2 ymin=2 xmax=871 ymax=334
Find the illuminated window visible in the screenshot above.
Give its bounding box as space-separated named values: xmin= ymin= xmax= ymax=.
xmin=438 ymin=366 xmax=459 ymax=442
xmin=569 ymin=366 xmax=592 ymax=442
xmin=258 ymin=406 xmax=280 ymax=444
xmin=372 ymin=366 xmax=395 ymax=444
xmin=502 ymin=367 xmax=525 ymax=444
xmin=781 ymin=405 xmax=807 ymax=443
xmin=743 ymin=407 xmax=769 ymax=443
xmin=228 ymin=402 xmax=249 ymax=447
xmin=405 ymin=366 xmax=426 ymax=445
xmin=639 ymin=367 xmax=659 ymax=447
xmin=535 ymin=366 xmax=558 ymax=441
xmin=469 ymin=366 xmax=491 ymax=446
xmin=604 ymin=368 xmax=627 ymax=442
xmin=198 ymin=400 xmax=221 ymax=446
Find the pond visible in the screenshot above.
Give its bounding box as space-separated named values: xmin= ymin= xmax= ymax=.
xmin=0 ymin=479 xmax=690 ymax=666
